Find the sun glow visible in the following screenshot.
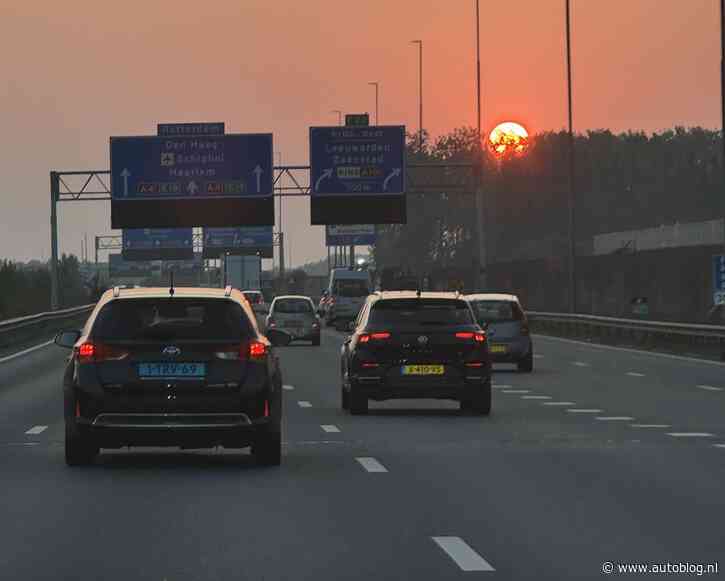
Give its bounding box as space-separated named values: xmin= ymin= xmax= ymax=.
xmin=488 ymin=122 xmax=529 ymax=157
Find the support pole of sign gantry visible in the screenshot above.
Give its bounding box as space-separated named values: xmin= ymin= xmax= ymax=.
xmin=50 ymin=171 xmax=60 ymax=310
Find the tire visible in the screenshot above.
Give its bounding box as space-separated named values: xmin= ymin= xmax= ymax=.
xmin=348 ymin=381 xmax=368 ymax=415
xmin=253 ymin=430 xmax=281 ymax=466
xmin=517 ymin=350 xmax=534 ymax=373
xmin=469 ymin=380 xmax=492 ymax=416
xmin=341 ymin=382 xmax=350 ymax=410
xmin=312 ymin=336 xmax=321 ymax=346
xmin=65 ymin=421 xmax=98 ymax=466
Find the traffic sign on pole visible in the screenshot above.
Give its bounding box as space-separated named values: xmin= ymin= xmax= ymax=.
xmin=325 ymin=225 xmax=377 ymax=246
xmin=202 ymin=226 xmax=274 ymax=259
xmin=713 ymin=255 xmax=725 ymax=305
xmin=122 ymin=228 xmax=194 ymax=261
xmin=110 ymin=133 xmax=274 ymax=228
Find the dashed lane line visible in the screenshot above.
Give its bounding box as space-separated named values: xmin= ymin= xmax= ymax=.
xmin=696 ymin=385 xmax=723 ymax=392
xmin=320 ymin=425 xmax=341 ymax=433
xmin=667 ymin=432 xmax=715 ymax=438
xmin=297 ymin=401 xmax=312 ymax=408
xmin=355 ymin=457 xmax=388 ymax=473
xmin=630 ymin=424 xmax=672 ymax=429
xmin=25 ymin=425 xmax=48 ymax=435
xmin=521 ymin=395 xmax=551 ymax=400
xmin=596 ymin=416 xmax=635 ymax=421
xmin=501 ymin=390 xmax=530 ymax=394
xmin=572 ymin=361 xmax=590 ymax=367
xmin=566 ymin=409 xmax=604 ymax=414
xmin=626 ymin=372 xmax=646 ymax=377
xmin=282 ymin=384 xmax=295 ymax=391
xmin=542 ymin=401 xmax=576 ymax=406
xmin=431 ymin=537 xmax=495 ymax=572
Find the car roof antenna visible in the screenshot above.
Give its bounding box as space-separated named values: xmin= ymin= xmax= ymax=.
xmin=169 ymin=270 xmax=175 ymax=296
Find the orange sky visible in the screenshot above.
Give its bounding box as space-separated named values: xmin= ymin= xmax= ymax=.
xmin=0 ymin=0 xmax=720 ymax=265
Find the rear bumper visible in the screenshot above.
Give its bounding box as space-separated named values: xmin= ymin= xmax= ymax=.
xmin=351 ymin=373 xmax=490 ymax=401
xmin=488 ymin=337 xmax=532 ymax=363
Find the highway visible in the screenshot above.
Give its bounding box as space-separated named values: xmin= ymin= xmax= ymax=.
xmin=1 ymin=331 xmax=723 ymax=580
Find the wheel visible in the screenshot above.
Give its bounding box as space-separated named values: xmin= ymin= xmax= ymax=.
xmin=459 ymin=398 xmax=472 ymax=413
xmin=253 ymin=430 xmax=281 ymax=466
xmin=517 ymin=350 xmax=534 ymax=373
xmin=341 ymin=382 xmax=350 ymax=410
xmin=468 ymin=380 xmax=492 ymax=416
xmin=312 ymin=336 xmax=321 ymax=346
xmin=348 ymin=381 xmax=368 ymax=415
xmin=65 ymin=421 xmax=98 ymax=466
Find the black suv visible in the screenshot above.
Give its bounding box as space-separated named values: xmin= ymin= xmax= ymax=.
xmin=340 ymin=291 xmax=491 ymax=415
xmin=55 ymin=286 xmax=290 ymax=466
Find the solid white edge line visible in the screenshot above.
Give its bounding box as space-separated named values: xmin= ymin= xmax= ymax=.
xmin=542 ymin=402 xmax=576 ymax=406
xmin=696 ymin=385 xmax=724 ymax=391
xmin=713 ymin=444 xmax=725 ymax=448
xmin=566 ymin=409 xmax=603 ymax=413
xmin=595 ymin=417 xmax=635 ymax=421
xmin=532 ymin=333 xmax=725 ymax=367
xmin=521 ymin=395 xmax=551 ymax=399
xmin=667 ymin=432 xmax=715 ymax=438
xmin=355 ymin=457 xmax=388 ymax=473
xmin=431 ymin=536 xmax=495 ymax=572
xmin=320 ymin=424 xmax=340 ymax=433
xmin=25 ymin=425 xmax=48 ymax=435
xmin=630 ymin=424 xmax=672 ymax=428
xmin=501 ymin=390 xmax=530 ymax=394
xmin=297 ymin=401 xmax=312 ymax=408
xmin=0 ymin=340 xmax=54 ymax=364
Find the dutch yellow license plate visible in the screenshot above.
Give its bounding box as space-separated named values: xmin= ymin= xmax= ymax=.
xmin=402 ymin=365 xmax=444 ymax=375
xmin=490 ymin=344 xmax=507 ymax=354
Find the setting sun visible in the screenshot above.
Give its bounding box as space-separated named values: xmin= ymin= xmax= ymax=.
xmin=488 ymin=122 xmax=529 ymax=157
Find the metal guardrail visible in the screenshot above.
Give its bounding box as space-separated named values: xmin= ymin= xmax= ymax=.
xmin=526 ymin=311 xmax=725 ymax=338
xmin=0 ymin=304 xmax=95 ymax=351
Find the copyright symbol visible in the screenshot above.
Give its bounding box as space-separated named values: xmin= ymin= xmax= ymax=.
xmin=602 ymin=561 xmax=614 ymax=574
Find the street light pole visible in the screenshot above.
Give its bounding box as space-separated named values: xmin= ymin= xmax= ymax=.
xmin=411 ymin=40 xmax=423 ymax=150
xmin=368 ymin=82 xmax=379 ymax=125
xmin=565 ymin=0 xmax=577 ymax=313
xmin=331 ymin=110 xmax=343 ymax=126
xmin=474 ymin=0 xmax=487 ymax=290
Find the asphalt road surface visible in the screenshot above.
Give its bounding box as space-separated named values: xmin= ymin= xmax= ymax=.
xmin=1 ymin=332 xmax=724 ymax=580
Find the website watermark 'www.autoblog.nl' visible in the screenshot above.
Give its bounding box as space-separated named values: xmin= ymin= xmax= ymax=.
xmin=602 ymin=561 xmax=719 ymax=576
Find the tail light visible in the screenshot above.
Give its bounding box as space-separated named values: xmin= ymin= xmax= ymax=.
xmin=358 ymin=332 xmax=391 ymax=344
xmin=76 ymin=342 xmax=129 ymax=363
xmin=455 ymin=332 xmax=486 ymax=343
xmin=215 ymin=340 xmax=268 ymax=361
xmin=465 ymin=362 xmax=484 ymax=368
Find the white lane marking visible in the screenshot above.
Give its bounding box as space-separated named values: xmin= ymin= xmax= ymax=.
xmin=320 ymin=424 xmax=340 ymax=433
xmin=630 ymin=424 xmax=672 ymax=429
xmin=572 ymin=361 xmax=590 ymax=367
xmin=492 ymin=384 xmax=512 ymax=389
xmin=282 ymin=384 xmax=295 ymax=391
xmin=626 ymin=372 xmax=646 ymax=377
xmin=713 ymin=444 xmax=725 ymax=448
xmin=0 ymin=340 xmax=54 ymax=364
xmin=25 ymin=425 xmax=48 ymax=435
xmin=696 ymin=385 xmax=724 ymax=392
xmin=533 ymin=333 xmax=725 ymax=367
xmin=501 ymin=389 xmax=530 ymax=394
xmin=297 ymin=401 xmax=312 ymax=408
xmin=542 ymin=401 xmax=576 ymax=406
xmin=355 ymin=457 xmax=388 ymax=473
xmin=566 ymin=409 xmax=603 ymax=414
xmin=432 ymin=536 xmax=495 ymax=572
xmin=521 ymin=395 xmax=551 ymax=400
xmin=667 ymin=432 xmax=715 ymax=438
xmin=596 ymin=416 xmax=635 ymax=421
xmin=533 ymin=354 xmax=544 ymax=359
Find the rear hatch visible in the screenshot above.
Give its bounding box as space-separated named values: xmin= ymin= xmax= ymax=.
xmin=357 ymin=298 xmax=487 ymax=382
xmin=331 ymin=279 xmax=369 ymax=317
xmin=470 ymin=299 xmax=527 ymax=350
xmin=271 ymin=298 xmax=317 ymax=335
xmin=88 ymin=297 xmax=259 ymax=412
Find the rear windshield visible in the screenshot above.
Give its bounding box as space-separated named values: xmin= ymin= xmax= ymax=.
xmin=92 ymin=298 xmax=253 ymax=341
xmin=333 ymin=279 xmax=369 ymax=297
xmin=471 ymin=300 xmax=525 ymax=322
xmin=243 ymin=292 xmax=262 ymax=304
xmin=273 ymin=298 xmax=313 ymax=314
xmin=369 ymin=299 xmax=474 ymax=326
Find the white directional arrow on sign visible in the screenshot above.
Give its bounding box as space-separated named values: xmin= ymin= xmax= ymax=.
xmin=383 ymin=168 xmax=401 ymax=192
xmin=253 ymin=165 xmax=263 ymax=194
xmin=120 ymin=168 xmax=131 ymax=197
xmin=187 ymin=181 xmax=199 ymax=195
xmin=315 ymin=168 xmax=333 ymax=192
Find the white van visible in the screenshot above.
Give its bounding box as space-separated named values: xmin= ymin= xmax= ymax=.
xmin=323 ymin=268 xmax=371 ymax=326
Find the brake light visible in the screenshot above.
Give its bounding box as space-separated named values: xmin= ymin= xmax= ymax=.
xmin=77 ymin=342 xmax=129 ymax=363
xmin=249 ymin=340 xmax=267 ymax=360
xmin=361 ymin=362 xmax=379 ymax=368
xmin=465 ymin=362 xmax=484 ymax=367
xmin=358 ymin=332 xmax=391 ymax=344
xmin=264 ymin=400 xmax=270 ymax=417
xmin=455 ymin=332 xmax=486 ymax=343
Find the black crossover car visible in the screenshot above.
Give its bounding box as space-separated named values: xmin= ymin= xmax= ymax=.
xmin=54 ymin=286 xmax=290 ymax=466
xmin=340 ymin=291 xmax=492 ymax=415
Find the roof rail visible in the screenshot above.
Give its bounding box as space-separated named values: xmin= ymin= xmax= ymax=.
xmin=224 ymin=285 xmax=233 ymax=297
xmin=113 ymin=286 xmax=120 ymax=298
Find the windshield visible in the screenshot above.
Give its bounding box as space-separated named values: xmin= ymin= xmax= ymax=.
xmin=369 ymin=299 xmax=474 ymax=326
xmin=333 ymin=279 xmax=370 ymax=297
xmin=273 ymin=298 xmax=313 ymax=314
xmin=471 ymin=300 xmax=525 ymax=323
xmin=92 ymin=298 xmax=253 ymax=341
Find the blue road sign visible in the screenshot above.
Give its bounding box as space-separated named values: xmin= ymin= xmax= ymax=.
xmin=111 ymin=133 xmax=273 ymax=200
xmin=325 ymin=225 xmax=377 ymax=246
xmin=157 ymin=122 xmax=225 ymax=137
xmin=202 ymin=226 xmax=273 ymax=258
xmin=713 ymin=255 xmax=725 ymax=305
xmin=309 ymin=126 xmax=405 ymax=196
xmin=122 ymin=228 xmax=194 ymax=261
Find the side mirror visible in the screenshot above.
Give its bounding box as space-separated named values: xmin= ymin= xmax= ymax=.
xmin=267 ymin=328 xmax=292 ymax=347
xmin=55 ymin=329 xmax=81 ymax=349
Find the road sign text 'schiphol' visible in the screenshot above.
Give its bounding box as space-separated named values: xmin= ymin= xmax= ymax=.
xmin=110 ymin=133 xmax=274 ymax=229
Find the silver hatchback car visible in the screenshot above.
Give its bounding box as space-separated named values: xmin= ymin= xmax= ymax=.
xmin=465 ymin=293 xmax=533 ymax=372
xmin=266 ymin=295 xmax=321 ymax=346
